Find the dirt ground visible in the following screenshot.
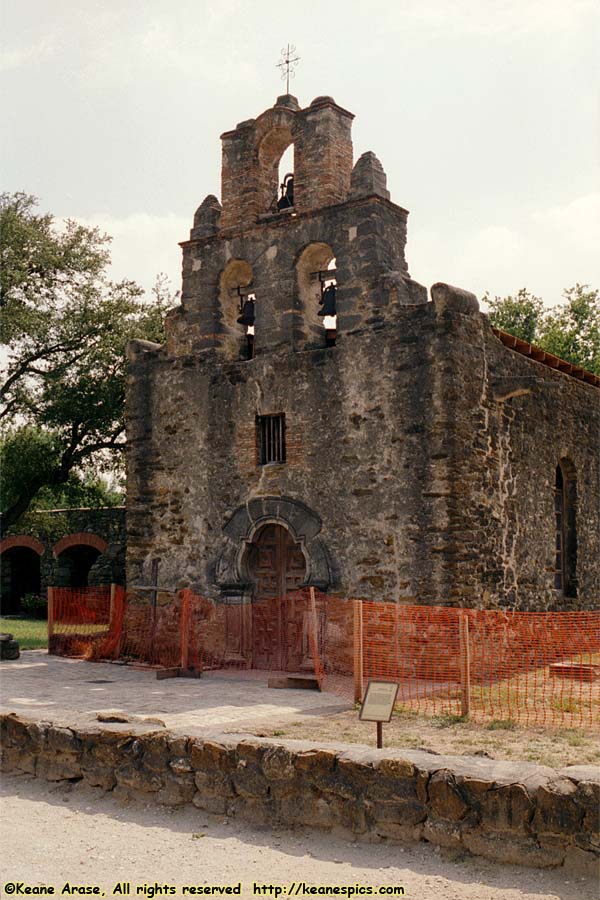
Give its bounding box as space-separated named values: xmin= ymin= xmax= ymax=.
xmin=1 ymin=773 xmax=597 ymax=900
xmin=234 ymin=708 xmax=600 ymax=770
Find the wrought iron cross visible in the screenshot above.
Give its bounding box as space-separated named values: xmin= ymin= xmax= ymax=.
xmin=277 ymin=44 xmax=300 ymax=94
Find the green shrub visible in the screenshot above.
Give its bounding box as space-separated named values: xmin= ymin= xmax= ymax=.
xmin=21 ymin=593 xmax=48 ymax=619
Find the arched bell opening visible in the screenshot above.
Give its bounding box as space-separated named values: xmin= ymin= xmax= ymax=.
xmin=296 ymin=242 xmax=337 ymax=349
xmin=257 ymin=126 xmax=294 ymax=214
xmin=0 ymin=547 xmax=42 ymax=615
xmin=277 ymin=145 xmax=294 ymax=211
xmin=218 ymin=259 xmax=255 ymax=360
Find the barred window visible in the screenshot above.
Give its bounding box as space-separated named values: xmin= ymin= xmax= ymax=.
xmin=257 ymin=414 xmax=286 ymax=465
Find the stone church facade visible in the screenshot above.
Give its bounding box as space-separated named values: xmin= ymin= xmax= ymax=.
xmin=125 ymin=92 xmax=600 ymax=628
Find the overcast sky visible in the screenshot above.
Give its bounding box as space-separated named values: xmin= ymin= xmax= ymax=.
xmin=2 ymin=0 xmax=599 ymax=308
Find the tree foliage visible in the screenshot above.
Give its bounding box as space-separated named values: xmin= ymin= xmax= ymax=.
xmin=485 ymin=284 xmax=600 ymax=375
xmin=0 ymin=192 xmax=173 ymax=532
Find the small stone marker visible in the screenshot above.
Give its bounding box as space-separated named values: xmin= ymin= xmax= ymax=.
xmin=359 ymin=679 xmax=399 ymax=748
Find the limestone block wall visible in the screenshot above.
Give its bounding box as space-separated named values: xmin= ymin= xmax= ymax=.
xmin=427 ymin=284 xmax=600 ymax=610
xmin=171 ymin=193 xmax=421 ymax=361
xmin=1 ymin=714 xmax=598 ymax=874
xmin=127 ymin=286 xmax=600 ymax=611
xmin=126 ymin=303 xmax=449 ymax=603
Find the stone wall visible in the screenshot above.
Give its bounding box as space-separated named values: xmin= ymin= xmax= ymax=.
xmin=1 ymin=713 xmax=598 ymax=873
xmin=126 ymin=93 xmax=600 ymax=617
xmin=428 ymin=284 xmax=600 ymax=610
xmin=0 ymin=508 xmax=126 ymax=613
xmin=126 ymin=289 xmax=600 ymax=610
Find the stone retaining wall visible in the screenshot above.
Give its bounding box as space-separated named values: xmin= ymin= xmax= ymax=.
xmin=1 ymin=713 xmax=598 ymax=874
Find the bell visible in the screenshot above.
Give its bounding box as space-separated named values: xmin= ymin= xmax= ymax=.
xmin=277 ymin=173 xmax=294 ymax=210
xmin=318 ymin=284 xmax=336 ymax=317
xmin=236 ymin=299 xmax=255 ymax=326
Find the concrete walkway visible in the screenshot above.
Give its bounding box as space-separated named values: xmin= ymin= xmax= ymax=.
xmin=0 ymin=650 xmax=351 ymax=734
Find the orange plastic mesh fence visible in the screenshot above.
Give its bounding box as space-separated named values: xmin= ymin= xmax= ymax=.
xmin=359 ymin=602 xmax=600 ymax=728
xmin=48 ymin=586 xmax=600 ymax=728
xmin=48 ymin=585 xmax=125 ymax=660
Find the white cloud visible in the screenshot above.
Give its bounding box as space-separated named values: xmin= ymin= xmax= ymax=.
xmin=382 ymin=0 xmax=597 ymax=38
xmin=0 ymin=36 xmax=56 ymax=72
xmin=138 ymin=18 xmax=260 ymax=83
xmin=409 ymin=192 xmax=600 ymax=306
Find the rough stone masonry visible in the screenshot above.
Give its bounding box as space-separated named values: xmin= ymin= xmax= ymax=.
xmin=1 ymin=713 xmax=598 ymax=874
xmin=125 ymin=91 xmax=600 ymax=663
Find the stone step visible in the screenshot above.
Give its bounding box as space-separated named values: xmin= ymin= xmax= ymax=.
xmin=268 ymin=674 xmax=321 ymax=691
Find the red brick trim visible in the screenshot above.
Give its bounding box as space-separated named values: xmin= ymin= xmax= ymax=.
xmin=53 ymin=532 xmax=108 ymax=557
xmin=0 ymin=535 xmax=45 ymax=556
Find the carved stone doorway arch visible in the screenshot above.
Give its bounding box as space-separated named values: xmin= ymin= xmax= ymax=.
xmin=215 ymin=495 xmax=334 ymax=595
xmin=214 ymin=496 xmax=335 ymax=669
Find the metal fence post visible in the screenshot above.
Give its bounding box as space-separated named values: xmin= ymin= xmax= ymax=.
xmin=354 ymin=598 xmax=364 ymax=703
xmin=459 ymin=612 xmax=471 ymax=718
xmin=180 ymin=589 xmax=191 ymax=669
xmin=47 ymin=587 xmax=54 ymax=642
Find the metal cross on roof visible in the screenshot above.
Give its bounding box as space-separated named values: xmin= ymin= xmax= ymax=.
xmin=277 ymin=44 xmax=300 ymax=94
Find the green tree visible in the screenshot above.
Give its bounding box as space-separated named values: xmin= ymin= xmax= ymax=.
xmin=0 ymin=192 xmax=173 ymax=533
xmin=538 ymin=285 xmax=600 ymax=375
xmin=485 ymin=288 xmax=544 ymax=344
xmin=486 ymin=284 xmax=599 ymax=375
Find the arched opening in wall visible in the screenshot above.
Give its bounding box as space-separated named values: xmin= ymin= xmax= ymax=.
xmin=56 ymin=546 xmax=102 ymax=588
xmin=257 ymin=126 xmax=294 ymax=214
xmin=219 ymin=259 xmax=255 ymax=360
xmin=0 ymin=548 xmax=41 ymax=614
xmin=296 ymin=242 xmax=337 ymax=349
xmin=277 ymin=144 xmax=294 ymax=211
xmin=244 ymin=523 xmax=307 ymax=670
xmin=554 ymin=460 xmax=577 ymax=598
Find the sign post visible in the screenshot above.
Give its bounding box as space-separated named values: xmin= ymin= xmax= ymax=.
xmin=359 ymin=680 xmax=399 ymax=748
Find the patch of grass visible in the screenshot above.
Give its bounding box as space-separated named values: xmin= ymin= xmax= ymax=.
xmin=431 ymin=713 xmax=467 ymax=728
xmin=0 ymin=616 xmax=48 ymax=650
xmin=552 ymin=698 xmax=580 ymax=714
xmin=272 ymin=730 xmax=286 ymax=736
xmin=488 ymin=719 xmax=517 ymax=731
xmin=393 ymin=706 xmax=419 ymax=720
xmin=560 ymin=729 xmax=585 ymax=747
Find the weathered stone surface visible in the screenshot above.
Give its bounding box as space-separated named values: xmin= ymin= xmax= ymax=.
xmin=427 ymin=771 xmax=469 ymax=822
xmin=532 ymin=779 xmax=583 ymax=835
xmin=190 ymin=739 xmax=235 ymax=773
xmin=36 ymin=754 xmax=82 ymax=782
xmin=2 ymin=713 xmax=598 ymax=873
xmin=368 ymin=798 xmax=427 ymax=828
xmin=156 ymin=772 xmax=196 ymax=806
xmin=478 ymin=783 xmax=534 ymax=834
xmin=572 ymin=780 xmax=600 ymax=834
xmin=115 ymin=763 xmax=162 ymax=793
xmin=462 ymin=830 xmax=564 ymax=869
xmin=422 ymin=814 xmax=463 ymax=850
xmin=261 ymin=745 xmax=296 ymax=781
xmin=563 ymin=845 xmax=600 ymax=877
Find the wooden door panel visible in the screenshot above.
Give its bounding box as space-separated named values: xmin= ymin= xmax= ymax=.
xmin=249 ymin=524 xmax=306 ymax=671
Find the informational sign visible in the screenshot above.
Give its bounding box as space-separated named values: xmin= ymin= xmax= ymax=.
xmin=359 ymin=680 xmax=399 ymax=723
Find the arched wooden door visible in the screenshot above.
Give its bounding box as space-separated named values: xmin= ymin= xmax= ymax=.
xmin=248 ymin=524 xmax=306 ymax=670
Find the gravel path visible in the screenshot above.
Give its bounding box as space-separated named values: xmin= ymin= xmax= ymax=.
xmin=1 ymin=774 xmax=596 ymax=900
